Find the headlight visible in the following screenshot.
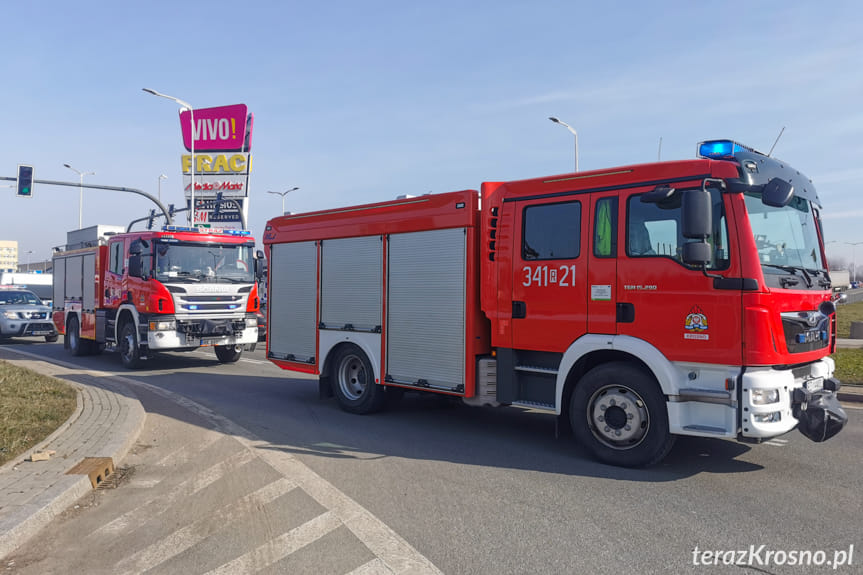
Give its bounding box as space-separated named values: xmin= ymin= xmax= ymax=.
xmin=751 ymin=389 xmax=780 ymax=405
xmin=148 ymin=319 xmax=176 ymax=331
xmin=3 ymin=311 xmax=19 ymax=320
xmin=752 ymin=411 xmax=782 ymax=423
xmin=245 ymin=317 xmax=258 ymax=328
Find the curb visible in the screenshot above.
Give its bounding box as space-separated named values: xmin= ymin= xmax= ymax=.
xmin=0 ymin=348 xmax=146 ymax=560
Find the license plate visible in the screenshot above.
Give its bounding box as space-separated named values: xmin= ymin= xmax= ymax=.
xmin=199 ymin=338 xmax=224 ymax=347
xmin=805 ymin=377 xmax=824 ymax=393
xmin=29 ymin=330 xmax=52 ymax=336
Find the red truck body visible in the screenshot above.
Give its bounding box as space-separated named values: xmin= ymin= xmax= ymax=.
xmin=262 ymin=140 xmax=846 ymax=466
xmin=52 ymin=225 xmax=260 ymax=368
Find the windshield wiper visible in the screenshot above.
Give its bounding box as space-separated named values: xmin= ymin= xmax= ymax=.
xmin=762 ymin=264 xmax=813 ymax=288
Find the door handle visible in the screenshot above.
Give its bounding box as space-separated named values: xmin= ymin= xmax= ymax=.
xmin=512 ymin=301 xmax=527 ymax=319
xmin=616 ymin=303 xmax=635 ymax=323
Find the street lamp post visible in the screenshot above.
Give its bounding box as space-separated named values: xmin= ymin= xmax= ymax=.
xmin=25 ymin=250 xmax=32 ymax=272
xmin=548 ymin=116 xmax=579 ymax=172
xmin=143 ymin=89 xmax=196 ymax=225
xmin=63 ymin=163 xmax=96 ymax=229
xmin=158 ymin=174 xmax=167 ymax=202
xmin=267 ymin=187 xmax=299 ymax=215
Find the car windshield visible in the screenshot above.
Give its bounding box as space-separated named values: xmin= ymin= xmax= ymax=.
xmin=153 ymin=241 xmax=255 ymax=283
xmin=0 ymin=290 xmax=43 ymax=305
xmin=743 ymin=192 xmax=825 ymax=276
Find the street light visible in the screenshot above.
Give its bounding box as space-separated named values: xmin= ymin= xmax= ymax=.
xmin=25 ymin=250 xmax=33 ymax=272
xmin=158 ymin=174 xmax=168 ymax=202
xmin=548 ymin=116 xmax=579 ymax=172
xmin=143 ymin=88 xmax=196 ymax=225
xmin=267 ymin=187 xmax=299 ymax=215
xmin=63 ymin=163 xmax=96 ymax=229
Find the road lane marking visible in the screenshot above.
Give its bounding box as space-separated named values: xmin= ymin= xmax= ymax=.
xmin=347 ymin=558 xmax=394 ymax=575
xmin=116 ymin=478 xmax=296 ymax=575
xmin=205 ymin=511 xmax=342 ymax=575
xmin=89 ymin=448 xmax=255 ymax=538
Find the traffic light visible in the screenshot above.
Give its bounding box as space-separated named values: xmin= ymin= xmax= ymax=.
xmin=16 ymin=165 xmax=34 ymax=197
xmin=147 ymin=209 xmax=156 ymax=230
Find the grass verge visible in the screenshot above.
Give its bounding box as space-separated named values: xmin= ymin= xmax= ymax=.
xmin=836 ymin=299 xmax=863 ymax=339
xmin=0 ymin=360 xmax=77 ymax=467
xmin=834 ymin=300 xmax=863 ymax=385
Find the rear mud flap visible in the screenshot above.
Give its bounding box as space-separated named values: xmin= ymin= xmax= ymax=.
xmin=793 ymin=390 xmax=847 ymax=442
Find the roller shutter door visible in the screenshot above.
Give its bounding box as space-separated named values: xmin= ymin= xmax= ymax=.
xmin=269 ymin=241 xmax=317 ymax=363
xmin=320 ymin=236 xmax=382 ymax=331
xmin=387 ymin=228 xmax=466 ymax=391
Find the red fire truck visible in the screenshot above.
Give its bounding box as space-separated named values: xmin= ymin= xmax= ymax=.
xmin=262 ymin=139 xmax=846 ymax=466
xmin=52 ymin=225 xmax=261 ymax=368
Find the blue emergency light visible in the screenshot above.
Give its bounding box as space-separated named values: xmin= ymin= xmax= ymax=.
xmin=697 ymin=140 xmax=757 ymax=160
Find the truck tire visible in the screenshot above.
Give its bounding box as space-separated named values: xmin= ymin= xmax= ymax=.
xmin=119 ymin=321 xmax=144 ymax=369
xmin=215 ymin=344 xmax=242 ymax=363
xmin=330 ymin=344 xmax=386 ymax=414
xmin=66 ymin=316 xmax=87 ymax=356
xmin=570 ymin=362 xmax=675 ymax=467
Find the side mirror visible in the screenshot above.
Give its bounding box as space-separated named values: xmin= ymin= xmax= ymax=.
xmin=128 ymin=254 xmax=144 ymax=278
xmin=682 ymin=189 xmax=712 ymax=239
xmin=254 ymin=257 xmax=264 ymax=280
xmin=763 ymin=178 xmax=794 ymax=208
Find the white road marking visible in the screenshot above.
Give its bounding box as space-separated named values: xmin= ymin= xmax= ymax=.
xmin=347 ymin=558 xmax=395 ymax=575
xmin=116 ymin=478 xmax=296 ymax=575
xmin=89 ymin=448 xmax=255 ymax=538
xmin=205 ymin=511 xmax=342 ymax=575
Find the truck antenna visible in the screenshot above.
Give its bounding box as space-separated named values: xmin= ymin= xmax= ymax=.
xmin=767 ymin=126 xmax=785 ymax=157
xmin=657 ymin=137 xmax=662 ymax=161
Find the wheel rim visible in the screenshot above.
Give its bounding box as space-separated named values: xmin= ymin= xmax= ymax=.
xmin=120 ymin=327 xmax=135 ymax=362
xmin=337 ymin=353 xmax=367 ymax=401
xmin=586 ymin=385 xmax=650 ymax=450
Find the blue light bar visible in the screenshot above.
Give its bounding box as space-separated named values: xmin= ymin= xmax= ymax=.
xmin=697 ymin=139 xmax=756 ymax=159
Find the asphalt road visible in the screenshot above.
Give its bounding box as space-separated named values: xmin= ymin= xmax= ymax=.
xmin=6 ymin=339 xmax=863 ymax=574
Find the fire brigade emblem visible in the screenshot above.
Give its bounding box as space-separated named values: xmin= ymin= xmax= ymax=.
xmin=684 ymin=306 xmax=709 ymax=340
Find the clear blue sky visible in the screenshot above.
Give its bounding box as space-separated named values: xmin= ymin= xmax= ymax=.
xmin=3 ymin=1 xmax=862 ymax=266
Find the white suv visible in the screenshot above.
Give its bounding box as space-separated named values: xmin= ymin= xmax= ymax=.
xmin=0 ymin=288 xmax=58 ymax=342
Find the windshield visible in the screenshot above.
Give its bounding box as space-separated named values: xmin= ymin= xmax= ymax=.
xmin=0 ymin=290 xmax=43 ymax=305
xmin=154 ymin=241 xmax=255 ymax=283
xmin=743 ymin=192 xmax=825 ymax=277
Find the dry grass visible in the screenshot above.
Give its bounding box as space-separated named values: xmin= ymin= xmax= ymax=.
xmin=836 ymin=300 xmax=863 ymax=338
xmin=0 ymin=361 xmax=77 ymax=467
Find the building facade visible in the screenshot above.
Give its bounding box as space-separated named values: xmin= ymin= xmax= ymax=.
xmin=0 ymin=240 xmax=18 ymax=273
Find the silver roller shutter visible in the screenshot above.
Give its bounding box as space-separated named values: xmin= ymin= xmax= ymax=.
xmin=53 ymin=258 xmax=65 ymax=309
xmin=65 ymin=255 xmax=83 ymax=300
xmin=321 ymin=236 xmax=382 ymax=331
xmin=83 ymin=253 xmax=96 ymax=310
xmin=269 ymin=241 xmax=317 ymax=363
xmin=387 ymin=227 xmax=466 ymax=391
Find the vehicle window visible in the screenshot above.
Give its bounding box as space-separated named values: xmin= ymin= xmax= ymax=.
xmin=109 ymin=242 xmax=123 ymax=274
xmin=0 ymin=291 xmax=41 ymax=305
xmin=627 ymin=189 xmax=729 ymax=270
xmin=594 ymin=197 xmax=618 ymax=258
xmin=522 ymin=201 xmax=581 ymax=260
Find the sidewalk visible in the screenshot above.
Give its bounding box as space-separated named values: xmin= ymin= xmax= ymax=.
xmin=0 ymin=348 xmax=146 ymax=559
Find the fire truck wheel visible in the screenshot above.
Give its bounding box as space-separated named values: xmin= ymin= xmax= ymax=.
xmin=66 ymin=316 xmax=87 ymax=357
xmin=331 ymin=344 xmax=386 ymax=414
xmin=570 ymin=362 xmax=675 ymax=467
xmin=119 ymin=321 xmax=144 ymax=369
xmin=215 ymin=344 xmax=243 ymax=363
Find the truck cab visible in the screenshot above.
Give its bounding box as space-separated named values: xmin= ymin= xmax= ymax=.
xmin=480 ymin=140 xmax=845 ymax=465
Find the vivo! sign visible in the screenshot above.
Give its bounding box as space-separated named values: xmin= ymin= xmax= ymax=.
xmin=179 ymin=104 xmax=253 ymax=152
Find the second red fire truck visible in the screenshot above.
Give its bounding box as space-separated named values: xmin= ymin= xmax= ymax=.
xmin=262 ymin=139 xmax=847 ymax=467
xmin=52 ymin=225 xmax=261 ymax=368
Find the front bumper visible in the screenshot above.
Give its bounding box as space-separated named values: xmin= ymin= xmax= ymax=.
xmin=740 ymin=358 xmax=846 ymax=442
xmin=0 ymin=318 xmax=57 ymax=337
xmin=146 ymin=315 xmax=258 ymax=350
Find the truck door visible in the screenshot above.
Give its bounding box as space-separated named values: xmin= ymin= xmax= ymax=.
xmin=586 ymin=193 xmax=619 ymax=334
xmin=615 ymin=185 xmax=742 ymax=366
xmin=510 ymin=196 xmax=588 ymax=352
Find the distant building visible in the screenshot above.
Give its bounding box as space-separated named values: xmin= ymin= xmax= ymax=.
xmin=0 ymin=240 xmax=18 ymax=273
